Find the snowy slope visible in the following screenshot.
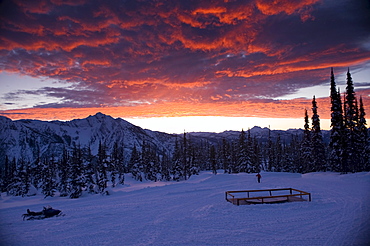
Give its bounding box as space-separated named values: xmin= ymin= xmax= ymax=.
xmin=0 ymin=113 xmax=176 ymax=164
xmin=1 ymin=171 xmax=369 ymax=246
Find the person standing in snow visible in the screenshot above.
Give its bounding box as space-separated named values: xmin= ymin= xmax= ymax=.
xmin=256 ymin=173 xmax=261 ymax=183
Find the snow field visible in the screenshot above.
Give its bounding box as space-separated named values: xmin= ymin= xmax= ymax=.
xmin=1 ymin=171 xmax=369 ymax=246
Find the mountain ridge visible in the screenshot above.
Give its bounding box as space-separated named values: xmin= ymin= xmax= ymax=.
xmin=0 ymin=112 xmax=331 ymax=166
xmin=0 ymin=113 xmax=176 ymax=165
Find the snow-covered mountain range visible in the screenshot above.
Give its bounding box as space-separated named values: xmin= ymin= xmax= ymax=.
xmin=0 ymin=112 xmax=331 ymax=166
xmin=0 ymin=113 xmax=176 ymax=165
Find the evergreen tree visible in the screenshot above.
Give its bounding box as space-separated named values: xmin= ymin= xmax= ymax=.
xmin=210 ymin=145 xmax=217 ymax=175
xmin=230 ymin=141 xmax=238 ymax=173
xmin=356 ymin=97 xmax=369 ymax=171
xmin=85 ymin=145 xmax=97 ymax=194
xmin=17 ymin=159 xmax=31 ymax=197
xmin=117 ymin=143 xmax=125 ymax=185
xmin=7 ymin=157 xmax=17 ymax=195
xmin=221 ymin=138 xmax=232 ymax=173
xmin=300 ymin=109 xmax=311 ymax=173
xmin=30 ymin=145 xmax=43 ymax=190
xmin=6 ymin=158 xmax=22 ymax=196
xmin=280 ymin=141 xmax=291 ymax=172
xmin=0 ymin=156 xmax=14 ymax=192
xmin=265 ymin=127 xmax=276 ymax=172
xmin=247 ymin=130 xmax=260 ymax=173
xmin=200 ymin=141 xmax=212 ymax=171
xmin=273 ymin=134 xmax=283 ymax=172
xmin=129 ymin=145 xmax=143 ymax=181
xmin=41 ymin=157 xmax=57 ymax=198
xmin=344 ymin=69 xmax=357 ymax=172
xmin=69 ymin=144 xmax=86 ymax=198
xmin=58 ymin=148 xmax=70 ymax=197
xmin=171 ymin=139 xmax=184 ymax=181
xmin=182 ymin=132 xmax=190 ymax=180
xmin=236 ymin=129 xmax=252 ymax=172
xmin=97 ymin=141 xmax=109 ymax=194
xmin=142 ymin=142 xmax=162 ymax=181
xmin=310 ymin=96 xmax=326 ymax=172
xmin=160 ymin=150 xmax=172 ymax=181
xmin=111 ymin=141 xmax=125 ymax=186
xmin=286 ymin=134 xmax=301 ymax=173
xmin=328 ymin=68 xmax=345 ymax=172
xmin=189 ymin=143 xmax=200 ymax=176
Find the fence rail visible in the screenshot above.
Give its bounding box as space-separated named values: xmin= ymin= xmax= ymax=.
xmin=225 ymin=188 xmax=311 ymax=206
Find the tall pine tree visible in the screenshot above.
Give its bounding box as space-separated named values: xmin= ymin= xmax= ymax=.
xmin=343 ymin=69 xmax=357 ymax=172
xmin=300 ymin=109 xmax=311 ymax=173
xmin=97 ymin=141 xmax=109 ymax=194
xmin=310 ymin=96 xmax=326 ymax=172
xmin=328 ymin=68 xmax=345 ymax=172
xmin=69 ymin=144 xmax=86 ymax=198
xmin=356 ymin=97 xmax=369 ymax=171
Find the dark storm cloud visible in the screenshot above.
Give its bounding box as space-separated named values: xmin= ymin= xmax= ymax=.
xmin=0 ymin=0 xmax=369 ymax=108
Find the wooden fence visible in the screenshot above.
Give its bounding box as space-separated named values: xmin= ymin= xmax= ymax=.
xmin=225 ymin=188 xmax=311 ymax=206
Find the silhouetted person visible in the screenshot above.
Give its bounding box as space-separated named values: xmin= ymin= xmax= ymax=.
xmin=256 ymin=173 xmax=261 ymax=183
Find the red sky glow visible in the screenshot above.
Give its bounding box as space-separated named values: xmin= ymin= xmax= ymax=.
xmin=0 ymin=0 xmax=369 ymax=132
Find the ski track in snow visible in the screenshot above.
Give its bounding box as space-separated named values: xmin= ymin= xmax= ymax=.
xmin=0 ymin=172 xmax=369 ymax=246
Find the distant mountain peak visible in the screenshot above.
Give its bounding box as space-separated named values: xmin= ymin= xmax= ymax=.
xmin=95 ymin=112 xmax=106 ymax=116
xmin=91 ymin=112 xmax=109 ymax=118
xmin=85 ymin=112 xmax=114 ymax=122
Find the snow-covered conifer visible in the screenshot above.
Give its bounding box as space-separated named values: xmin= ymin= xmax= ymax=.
xmin=58 ymin=148 xmax=70 ymax=196
xmin=328 ymin=68 xmax=345 ymax=172
xmin=171 ymin=139 xmax=184 ymax=181
xmin=343 ymin=69 xmax=357 ymax=172
xmin=247 ymin=130 xmax=260 ymax=173
xmin=221 ymin=138 xmax=232 ymax=173
xmin=300 ymin=109 xmax=312 ymax=173
xmin=310 ymin=96 xmax=327 ymax=172
xmin=355 ymin=97 xmax=369 ymax=171
xmin=160 ymin=150 xmax=172 ymax=181
xmin=111 ymin=141 xmax=125 ymax=186
xmin=41 ymin=157 xmax=57 ymax=198
xmin=236 ymin=129 xmax=252 ymax=172
xmin=265 ymin=128 xmax=275 ymax=171
xmin=142 ymin=142 xmax=162 ymax=181
xmin=84 ymin=145 xmax=97 ymax=194
xmin=210 ymin=145 xmax=217 ymax=175
xmin=273 ymin=134 xmax=283 ymax=172
xmin=129 ymin=145 xmax=143 ymax=181
xmin=69 ymin=144 xmax=86 ymax=198
xmin=96 ymin=141 xmax=109 ymax=194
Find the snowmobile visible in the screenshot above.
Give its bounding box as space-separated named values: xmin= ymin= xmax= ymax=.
xmin=22 ymin=206 xmax=64 ymax=220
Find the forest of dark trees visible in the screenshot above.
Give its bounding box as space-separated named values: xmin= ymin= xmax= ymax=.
xmin=0 ymin=69 xmax=369 ymax=198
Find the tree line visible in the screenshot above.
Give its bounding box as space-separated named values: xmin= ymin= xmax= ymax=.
xmin=0 ymin=69 xmax=369 ymax=198
xmin=1 ymin=141 xmax=126 ymax=198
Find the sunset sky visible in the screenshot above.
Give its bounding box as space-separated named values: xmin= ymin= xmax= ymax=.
xmin=1 ymin=0 xmax=369 ymax=133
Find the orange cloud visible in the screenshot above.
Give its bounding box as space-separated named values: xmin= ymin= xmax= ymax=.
xmin=2 ymin=92 xmax=369 ymax=122
xmin=256 ymin=0 xmax=319 ymax=19
xmin=192 ymin=7 xmax=227 ymax=15
xmin=1 ymin=0 xmax=369 ymax=120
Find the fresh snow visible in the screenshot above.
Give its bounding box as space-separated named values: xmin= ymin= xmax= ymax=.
xmin=1 ymin=171 xmax=369 ymax=246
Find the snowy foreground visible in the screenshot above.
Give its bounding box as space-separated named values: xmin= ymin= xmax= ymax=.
xmin=1 ymin=172 xmax=369 ymax=246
